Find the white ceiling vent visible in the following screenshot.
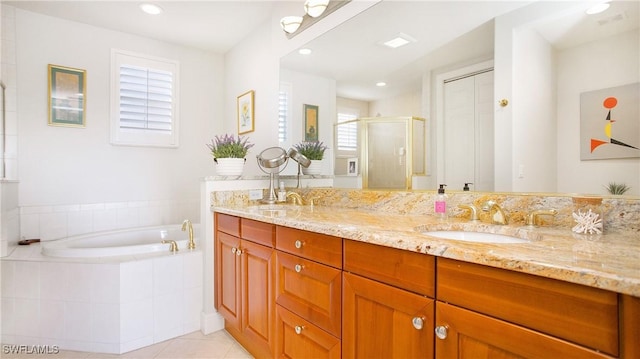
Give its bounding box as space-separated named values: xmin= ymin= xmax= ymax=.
xmin=597 ymin=12 xmax=627 ymax=26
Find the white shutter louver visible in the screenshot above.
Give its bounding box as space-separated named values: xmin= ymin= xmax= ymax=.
xmin=119 ymin=65 xmax=173 ymax=133
xmin=337 ymin=113 xmax=358 ymax=151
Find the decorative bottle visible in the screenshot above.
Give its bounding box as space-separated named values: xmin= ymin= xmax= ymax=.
xmin=435 ymin=184 xmax=447 ymax=219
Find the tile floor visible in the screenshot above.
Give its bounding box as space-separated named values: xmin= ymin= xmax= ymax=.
xmin=2 ymin=330 xmax=253 ymax=359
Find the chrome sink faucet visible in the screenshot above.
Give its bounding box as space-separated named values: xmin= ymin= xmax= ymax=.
xmin=526 ymin=209 xmax=558 ymax=227
xmin=482 ymin=201 xmax=509 ymax=225
xmin=182 ymin=219 xmax=195 ymax=250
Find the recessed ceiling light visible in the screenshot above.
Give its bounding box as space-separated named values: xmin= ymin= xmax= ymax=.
xmin=381 ymin=33 xmax=417 ymax=49
xmin=586 ymin=2 xmax=610 ymax=15
xmin=376 ymin=82 xmax=387 ymax=87
xmin=298 ymin=48 xmax=312 ymax=55
xmin=139 ymin=3 xmax=163 ymax=15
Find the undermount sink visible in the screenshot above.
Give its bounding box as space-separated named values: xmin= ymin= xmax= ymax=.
xmin=246 ymin=204 xmax=302 ymax=216
xmin=420 ymin=230 xmax=529 ymax=244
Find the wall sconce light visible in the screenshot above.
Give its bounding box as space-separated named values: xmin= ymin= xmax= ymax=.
xmin=280 ymin=16 xmax=304 ymax=33
xmin=304 ymin=0 xmax=330 ymax=18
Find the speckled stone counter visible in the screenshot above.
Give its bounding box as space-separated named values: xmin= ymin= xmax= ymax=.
xmin=211 ymin=188 xmax=640 ymax=297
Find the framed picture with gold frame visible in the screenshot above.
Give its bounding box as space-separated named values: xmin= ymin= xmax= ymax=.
xmin=304 ymin=104 xmax=318 ymax=141
xmin=48 ymin=64 xmax=86 ymax=128
xmin=237 ymin=90 xmax=255 ymax=134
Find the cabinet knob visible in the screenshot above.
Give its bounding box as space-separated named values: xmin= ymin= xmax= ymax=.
xmin=231 ymin=247 xmax=236 ymax=254
xmin=435 ymin=325 xmax=449 ymax=340
xmin=412 ymin=316 xmax=424 ymax=330
xmin=294 ymin=240 xmax=303 ymax=249
xmin=294 ymin=325 xmax=304 ymax=335
xmin=294 ymin=264 xmax=303 ymax=273
xmin=236 ymin=249 xmax=242 ymax=256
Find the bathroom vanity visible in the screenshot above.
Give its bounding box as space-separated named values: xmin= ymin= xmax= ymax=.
xmin=212 ymin=197 xmax=639 ymax=359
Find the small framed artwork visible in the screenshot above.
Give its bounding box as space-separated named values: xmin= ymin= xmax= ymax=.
xmin=48 ymin=64 xmax=86 ymax=127
xmin=237 ymin=90 xmax=255 ymax=134
xmin=304 ymin=104 xmax=319 ymax=141
xmin=347 ymin=157 xmax=358 ymax=176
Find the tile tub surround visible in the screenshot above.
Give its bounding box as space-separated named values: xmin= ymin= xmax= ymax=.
xmin=1 ymin=247 xmax=203 ymax=354
xmin=211 ymin=189 xmax=640 ymax=297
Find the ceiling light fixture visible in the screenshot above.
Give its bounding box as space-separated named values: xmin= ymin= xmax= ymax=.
xmin=139 ymin=3 xmax=163 ymax=15
xmin=280 ymin=16 xmax=304 ymax=34
xmin=376 ymin=82 xmax=387 ymax=87
xmin=298 ymin=48 xmax=312 ymax=55
xmin=304 ymin=0 xmax=330 ymax=18
xmin=586 ymin=2 xmax=610 ymax=15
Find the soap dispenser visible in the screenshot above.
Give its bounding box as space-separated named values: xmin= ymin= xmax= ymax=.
xmin=435 ymin=184 xmax=448 ymax=219
xmin=277 ymin=181 xmax=286 ymax=202
xmin=463 ymin=183 xmax=473 ymax=191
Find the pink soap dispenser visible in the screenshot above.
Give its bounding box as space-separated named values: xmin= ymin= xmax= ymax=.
xmin=435 ymin=184 xmax=447 ymax=219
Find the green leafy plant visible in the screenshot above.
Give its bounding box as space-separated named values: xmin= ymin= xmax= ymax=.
xmin=604 ymin=182 xmax=630 ymax=195
xmin=207 ymin=134 xmax=254 ymax=159
xmin=293 ymin=141 xmax=328 ymax=160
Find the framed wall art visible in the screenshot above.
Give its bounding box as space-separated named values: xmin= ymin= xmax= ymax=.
xmin=347 ymin=157 xmax=358 ymax=176
xmin=304 ymin=104 xmax=319 ymax=141
xmin=237 ymin=90 xmax=255 ymax=134
xmin=48 ymin=64 xmax=86 ymax=127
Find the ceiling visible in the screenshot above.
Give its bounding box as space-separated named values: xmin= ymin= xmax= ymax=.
xmin=5 ymin=1 xmax=639 ymax=101
xmin=3 ymin=0 xmax=279 ymax=53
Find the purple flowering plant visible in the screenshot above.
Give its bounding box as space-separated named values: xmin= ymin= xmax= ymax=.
xmin=207 ymin=134 xmax=254 ymax=159
xmin=293 ymin=141 xmax=328 ymax=160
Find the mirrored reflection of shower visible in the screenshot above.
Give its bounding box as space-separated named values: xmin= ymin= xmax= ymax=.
xmin=334 ymin=116 xmax=425 ymax=190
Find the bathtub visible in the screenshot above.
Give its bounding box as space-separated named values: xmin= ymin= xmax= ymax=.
xmin=42 ymin=224 xmax=198 ymax=258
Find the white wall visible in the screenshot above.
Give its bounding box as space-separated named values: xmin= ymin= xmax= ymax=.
xmin=512 ymin=27 xmax=557 ymax=192
xmin=14 ymin=9 xmax=223 ymax=240
xmin=556 ymin=29 xmax=640 ymax=195
xmin=279 ymin=68 xmax=336 ymax=176
xmin=369 ymin=91 xmax=421 ymax=118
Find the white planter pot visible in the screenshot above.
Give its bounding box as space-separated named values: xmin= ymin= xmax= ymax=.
xmin=215 ymin=158 xmax=245 ymax=176
xmin=302 ymin=160 xmax=322 ymax=175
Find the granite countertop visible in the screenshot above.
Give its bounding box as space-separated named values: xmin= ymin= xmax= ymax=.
xmin=213 ymin=203 xmax=640 ymax=297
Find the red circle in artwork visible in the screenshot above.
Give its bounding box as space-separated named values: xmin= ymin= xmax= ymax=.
xmin=603 ymin=97 xmax=617 ymax=109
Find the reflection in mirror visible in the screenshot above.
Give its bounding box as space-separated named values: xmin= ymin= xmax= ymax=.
xmin=279 ymin=1 xmax=639 ymax=196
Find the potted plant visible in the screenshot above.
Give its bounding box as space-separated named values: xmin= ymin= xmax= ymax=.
xmin=604 ymin=182 xmax=630 ymax=195
xmin=207 ymin=134 xmax=254 ymax=176
xmin=293 ymin=141 xmax=328 ymax=175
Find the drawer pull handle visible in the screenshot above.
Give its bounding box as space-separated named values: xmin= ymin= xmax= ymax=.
xmin=294 ymin=264 xmax=303 ymax=273
xmin=435 ymin=325 xmax=448 ymax=339
xmin=412 ymin=317 xmax=424 ymax=330
xmin=294 ymin=325 xmax=304 ymax=335
xmin=294 ymin=240 xmax=303 ymax=249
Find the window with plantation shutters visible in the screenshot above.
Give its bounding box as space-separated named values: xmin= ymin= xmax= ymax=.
xmin=111 ymin=49 xmax=180 ymax=147
xmin=337 ymin=112 xmax=358 ymax=151
xmin=279 ymin=82 xmax=292 ymax=144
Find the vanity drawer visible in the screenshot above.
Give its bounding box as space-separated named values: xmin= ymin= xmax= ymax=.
xmin=216 ymin=213 xmax=240 ymax=237
xmin=241 ymin=218 xmax=275 ymax=247
xmin=275 ymin=305 xmax=341 ymax=359
xmin=437 ymin=257 xmax=619 ymax=356
xmin=276 ymin=226 xmax=342 ymax=268
xmin=275 ymin=251 xmax=342 ymax=337
xmin=344 ymin=239 xmax=435 ymax=297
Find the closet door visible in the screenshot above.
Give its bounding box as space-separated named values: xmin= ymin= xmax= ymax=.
xmin=443 ymin=71 xmax=494 ymax=191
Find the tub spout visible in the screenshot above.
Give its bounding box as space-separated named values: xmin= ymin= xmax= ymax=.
xmin=182 ymin=219 xmax=195 ymax=250
xmin=162 ymin=240 xmax=179 ymax=253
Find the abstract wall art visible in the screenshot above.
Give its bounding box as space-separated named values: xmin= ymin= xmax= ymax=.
xmin=580 ymin=83 xmax=639 ymax=160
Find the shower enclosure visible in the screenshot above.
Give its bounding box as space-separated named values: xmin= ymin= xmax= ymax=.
xmin=334 ymin=116 xmax=425 ymax=190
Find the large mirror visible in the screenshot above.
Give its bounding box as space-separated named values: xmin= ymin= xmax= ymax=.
xmin=279 ymin=0 xmax=640 ymax=196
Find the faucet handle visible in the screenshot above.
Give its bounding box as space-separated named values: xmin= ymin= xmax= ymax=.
xmin=162 ymin=240 xmax=179 ymax=253
xmin=526 ymin=209 xmax=558 ymax=227
xmin=458 ymin=204 xmax=479 ymax=222
xmin=305 ymin=196 xmax=320 ymax=207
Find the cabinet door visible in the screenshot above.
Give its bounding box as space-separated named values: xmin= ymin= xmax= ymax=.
xmin=276 ymin=251 xmax=342 ymax=337
xmin=435 ymin=302 xmax=614 ymax=359
xmin=275 ymin=305 xmax=341 ymax=359
xmin=216 ymin=231 xmax=242 ymax=330
xmin=342 ymin=272 xmax=434 ymax=359
xmin=241 ymin=239 xmax=275 ymax=355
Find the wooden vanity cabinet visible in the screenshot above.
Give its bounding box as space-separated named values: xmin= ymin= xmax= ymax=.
xmin=274 ymin=226 xmax=343 ymax=358
xmin=215 ymin=213 xmax=276 ymax=358
xmin=436 ymin=258 xmax=620 ymax=358
xmin=342 ymin=239 xmax=436 ymax=359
